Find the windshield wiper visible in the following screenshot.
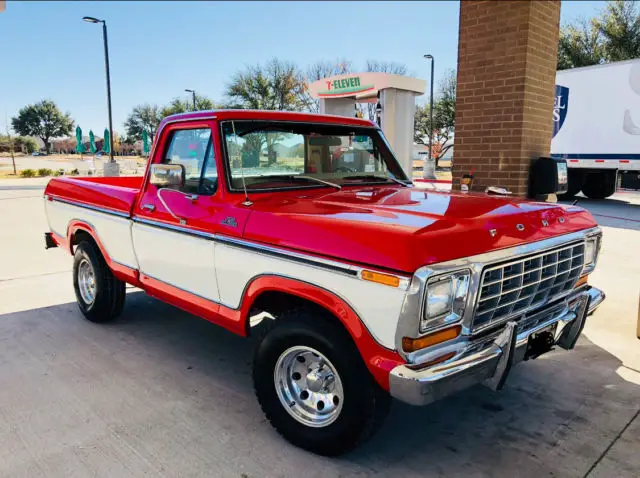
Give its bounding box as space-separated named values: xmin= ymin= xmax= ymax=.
xmin=266 ymin=174 xmax=342 ymax=190
xmin=342 ymin=174 xmax=411 ymax=187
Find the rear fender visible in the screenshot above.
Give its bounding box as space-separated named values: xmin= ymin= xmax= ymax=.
xmin=67 ymin=220 xmax=139 ymax=285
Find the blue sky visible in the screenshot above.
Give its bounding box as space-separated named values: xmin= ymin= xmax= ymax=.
xmin=0 ymin=1 xmax=607 ymax=136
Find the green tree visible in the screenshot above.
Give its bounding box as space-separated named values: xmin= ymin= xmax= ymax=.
xmin=225 ymin=58 xmax=308 ymax=111
xmin=160 ymin=94 xmax=219 ymax=118
xmin=414 ymin=69 xmax=456 ymax=164
xmin=558 ymin=0 xmax=640 ymax=70
xmin=11 ymin=100 xmax=74 ymax=153
xmin=598 ymin=0 xmax=640 ymax=61
xmin=124 ymin=104 xmax=161 ymax=141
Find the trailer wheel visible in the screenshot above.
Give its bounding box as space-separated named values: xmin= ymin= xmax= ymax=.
xmin=253 ymin=307 xmax=390 ymax=456
xmin=73 ymin=241 xmax=126 ymax=323
xmin=582 ymin=171 xmax=616 ymax=199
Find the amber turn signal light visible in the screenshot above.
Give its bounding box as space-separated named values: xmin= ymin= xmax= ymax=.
xmin=575 ymin=274 xmax=589 ymax=288
xmin=402 ymin=325 xmax=462 ymax=353
xmin=361 ymin=270 xmax=400 ymax=288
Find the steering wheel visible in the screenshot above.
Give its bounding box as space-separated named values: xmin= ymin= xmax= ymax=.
xmin=334 ymin=166 xmax=356 ymax=173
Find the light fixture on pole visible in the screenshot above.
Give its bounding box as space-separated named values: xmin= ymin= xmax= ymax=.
xmin=423 ymin=54 xmax=435 ymax=179
xmin=83 ymin=16 xmax=115 ymax=166
xmin=185 ymin=89 xmax=197 ymax=111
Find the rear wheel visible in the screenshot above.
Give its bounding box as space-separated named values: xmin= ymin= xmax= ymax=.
xmin=253 ymin=307 xmax=390 ymax=456
xmin=73 ymin=241 xmax=125 ymax=323
xmin=582 ymin=171 xmax=616 ymax=199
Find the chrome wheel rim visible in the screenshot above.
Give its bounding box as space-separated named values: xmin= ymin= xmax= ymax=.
xmin=274 ymin=345 xmax=344 ymax=428
xmin=78 ymin=259 xmax=96 ymax=305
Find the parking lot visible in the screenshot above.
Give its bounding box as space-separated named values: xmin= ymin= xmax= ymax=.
xmin=0 ymin=178 xmax=638 ymax=477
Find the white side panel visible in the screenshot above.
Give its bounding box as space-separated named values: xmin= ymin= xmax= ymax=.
xmin=45 ymin=200 xmax=137 ymax=269
xmin=215 ymin=244 xmax=405 ymax=349
xmin=552 ymin=60 xmax=640 ymax=159
xmin=132 ymin=223 xmax=219 ymax=302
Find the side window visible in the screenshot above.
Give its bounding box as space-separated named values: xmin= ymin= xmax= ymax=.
xmin=162 ymin=128 xmax=215 ymax=195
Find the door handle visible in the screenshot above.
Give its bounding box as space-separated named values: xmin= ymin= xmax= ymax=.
xmin=185 ymin=194 xmax=198 ymax=202
xmin=141 ymin=203 xmax=156 ymax=212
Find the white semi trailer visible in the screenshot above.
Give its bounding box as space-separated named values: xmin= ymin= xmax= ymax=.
xmin=552 ymin=59 xmax=640 ymax=198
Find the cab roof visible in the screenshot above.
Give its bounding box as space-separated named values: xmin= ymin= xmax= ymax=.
xmin=160 ymin=109 xmax=378 ymax=129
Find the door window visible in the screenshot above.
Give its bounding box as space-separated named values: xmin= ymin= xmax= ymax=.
xmin=163 ymin=128 xmax=216 ymax=194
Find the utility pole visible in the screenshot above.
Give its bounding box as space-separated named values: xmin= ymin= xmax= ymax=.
xmin=5 ymin=112 xmax=16 ymax=176
xmin=423 ymin=54 xmax=435 ymax=179
xmin=185 ymin=89 xmax=197 ymax=111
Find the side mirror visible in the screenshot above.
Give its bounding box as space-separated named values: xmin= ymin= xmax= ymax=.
xmin=149 ymin=164 xmax=185 ymax=188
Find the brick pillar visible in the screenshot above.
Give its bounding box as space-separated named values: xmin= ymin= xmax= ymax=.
xmin=453 ymin=0 xmax=561 ymax=196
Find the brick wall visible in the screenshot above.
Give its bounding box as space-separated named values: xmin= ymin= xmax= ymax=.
xmin=452 ymin=0 xmax=561 ymax=196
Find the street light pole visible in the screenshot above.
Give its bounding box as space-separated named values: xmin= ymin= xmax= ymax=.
xmin=83 ymin=16 xmax=114 ymax=164
xmin=423 ymin=54 xmax=435 ymax=179
xmin=185 ymin=89 xmax=196 ymax=111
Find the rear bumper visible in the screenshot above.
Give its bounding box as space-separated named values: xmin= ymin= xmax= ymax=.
xmin=389 ymin=287 xmax=604 ymax=406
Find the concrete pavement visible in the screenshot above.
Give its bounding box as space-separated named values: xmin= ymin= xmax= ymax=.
xmin=0 ymin=178 xmax=638 ymax=477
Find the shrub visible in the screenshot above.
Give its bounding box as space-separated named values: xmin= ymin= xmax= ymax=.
xmin=69 ymin=168 xmax=80 ymax=176
xmin=20 ymin=169 xmax=36 ymax=178
xmin=54 ymin=169 xmax=65 ymax=177
xmin=37 ymin=168 xmax=53 ymax=177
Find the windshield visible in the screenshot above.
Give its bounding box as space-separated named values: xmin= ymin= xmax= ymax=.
xmin=221 ymin=121 xmax=408 ymax=191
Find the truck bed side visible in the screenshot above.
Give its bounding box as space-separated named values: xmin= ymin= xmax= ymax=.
xmin=44 ymin=176 xmax=143 ymax=273
xmin=44 ymin=176 xmax=143 ymax=215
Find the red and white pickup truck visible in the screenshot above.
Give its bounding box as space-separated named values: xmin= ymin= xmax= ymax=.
xmin=44 ymin=110 xmax=605 ymax=455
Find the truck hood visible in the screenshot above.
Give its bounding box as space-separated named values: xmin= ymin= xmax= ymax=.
xmin=242 ymin=186 xmax=597 ymax=273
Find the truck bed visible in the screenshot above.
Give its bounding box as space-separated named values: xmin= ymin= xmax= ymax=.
xmin=44 ymin=176 xmax=143 ymax=216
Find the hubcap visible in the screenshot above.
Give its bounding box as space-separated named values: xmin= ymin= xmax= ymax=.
xmin=78 ymin=259 xmax=96 ymax=305
xmin=274 ymin=346 xmax=344 ymax=428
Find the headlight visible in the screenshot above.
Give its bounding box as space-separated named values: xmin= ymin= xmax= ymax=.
xmin=583 ymin=234 xmax=601 ymax=274
xmin=421 ymin=270 xmax=470 ymax=332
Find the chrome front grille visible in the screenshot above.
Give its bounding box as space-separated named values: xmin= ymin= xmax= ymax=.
xmin=473 ymin=242 xmax=585 ymax=331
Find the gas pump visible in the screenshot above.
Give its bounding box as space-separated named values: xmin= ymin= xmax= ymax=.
xmin=309 ymin=73 xmax=426 ymax=177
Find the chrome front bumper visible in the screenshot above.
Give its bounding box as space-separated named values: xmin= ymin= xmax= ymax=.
xmin=389 ymin=286 xmax=605 ymax=406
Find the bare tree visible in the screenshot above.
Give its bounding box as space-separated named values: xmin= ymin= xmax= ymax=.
xmin=359 ymin=60 xmax=409 ymax=120
xmin=302 ymin=59 xmax=353 ymax=112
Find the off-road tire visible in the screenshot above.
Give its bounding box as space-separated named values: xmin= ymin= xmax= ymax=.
xmin=253 ymin=307 xmax=390 ymax=456
xmin=73 ymin=240 xmax=125 ymax=323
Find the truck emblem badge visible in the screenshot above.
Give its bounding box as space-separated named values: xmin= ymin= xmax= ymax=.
xmin=559 ymin=217 xmax=565 ymax=223
xmin=221 ymin=216 xmax=238 ymax=228
xmin=516 ymin=224 xmax=525 ymax=231
xmin=542 ymin=220 xmax=549 ymax=227
xmin=489 ymin=229 xmax=497 ymax=237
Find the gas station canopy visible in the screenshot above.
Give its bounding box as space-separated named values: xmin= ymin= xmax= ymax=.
xmin=309 ymin=72 xmax=425 ymax=102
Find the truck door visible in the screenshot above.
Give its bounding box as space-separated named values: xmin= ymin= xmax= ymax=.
xmin=132 ymin=121 xmax=222 ymax=304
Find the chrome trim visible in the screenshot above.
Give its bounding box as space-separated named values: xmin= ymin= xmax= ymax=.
xmin=50 ymin=196 xmax=130 ymax=218
xmin=132 ymin=216 xmax=412 ymax=287
xmin=214 ymin=234 xmax=359 ymax=278
xmin=389 ymin=291 xmax=590 ymax=406
xmin=395 ymin=227 xmax=601 ymax=362
xmin=133 ymin=217 xmax=215 ymax=240
xmin=587 ymin=286 xmax=605 ymax=315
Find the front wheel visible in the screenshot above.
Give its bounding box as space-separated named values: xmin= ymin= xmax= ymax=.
xmin=253 ymin=308 xmax=390 ymax=456
xmin=73 ymin=240 xmax=125 ymax=323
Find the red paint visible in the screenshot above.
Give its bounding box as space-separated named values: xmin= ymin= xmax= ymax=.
xmin=595 ymin=160 xmax=605 ymax=163
xmin=46 ymin=175 xmax=141 ymax=215
xmin=620 ymin=160 xmax=630 ymax=164
xmin=414 ymin=178 xmax=453 ymax=184
xmin=212 ymin=275 xmax=402 ymax=390
xmin=43 ymin=110 xmax=603 ymax=390
xmin=569 ymin=160 xmax=579 ymax=163
xmin=66 ymin=221 xmax=140 ymax=286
